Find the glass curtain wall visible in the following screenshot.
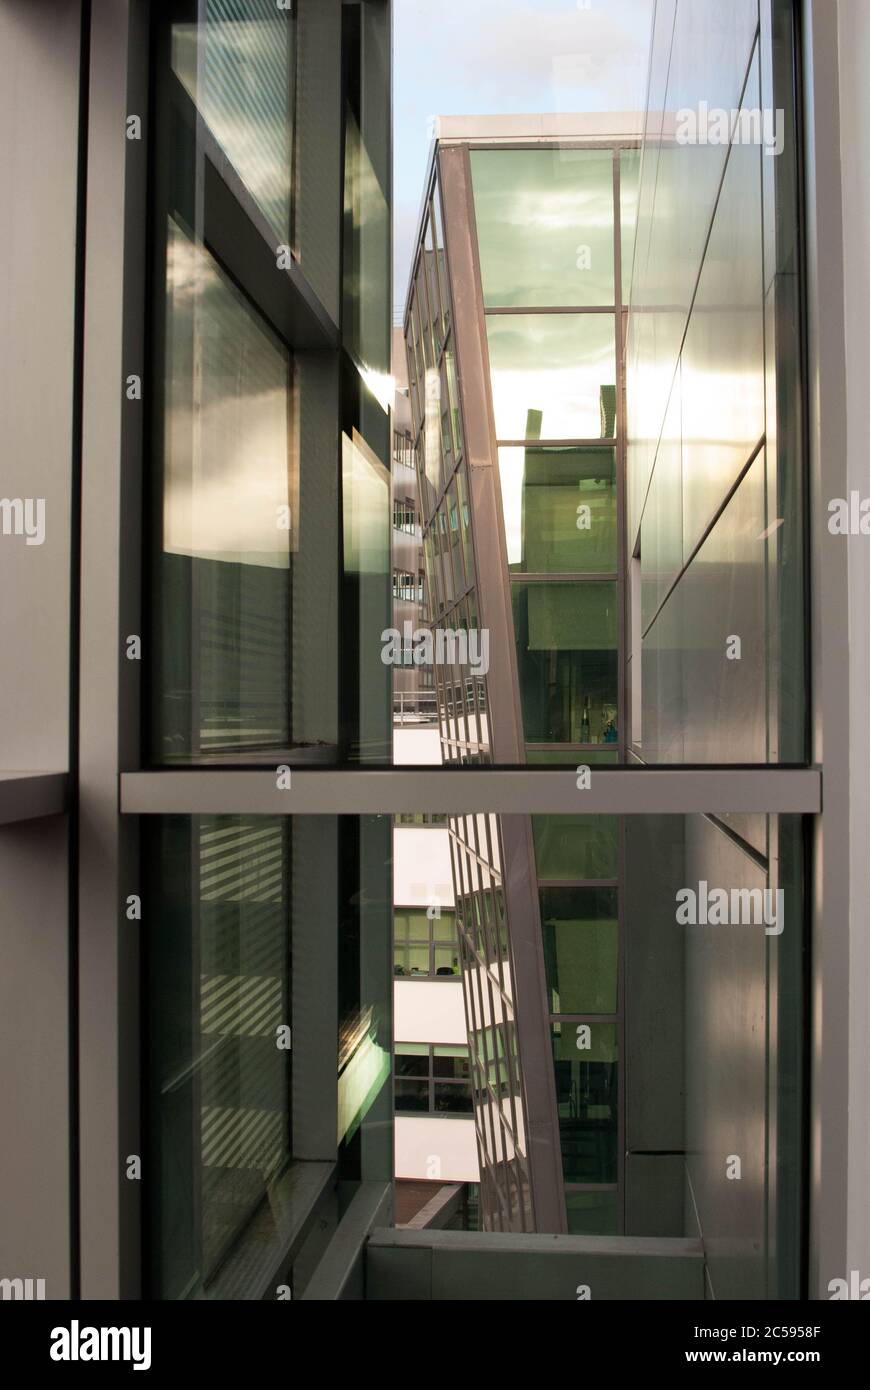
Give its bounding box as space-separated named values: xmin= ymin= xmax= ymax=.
xmin=470 ymin=145 xmax=638 ymax=767
xmin=144 ymin=0 xmax=393 ymax=1298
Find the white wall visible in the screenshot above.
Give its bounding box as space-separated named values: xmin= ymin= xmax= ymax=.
xmin=393 ymin=826 xmax=454 ymax=908
xmin=393 ymin=726 xmax=442 ymax=765
xmin=394 ymin=979 xmax=467 ymax=1044
xmin=395 ymin=1116 xmax=479 ymax=1182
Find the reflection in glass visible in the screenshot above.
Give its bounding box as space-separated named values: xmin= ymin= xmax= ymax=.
xmin=551 ymin=1022 xmax=618 ymax=1183
xmin=486 ymin=313 xmax=617 ymax=440
xmin=171 ymin=1 xmax=295 ymax=239
xmin=532 ymin=815 xmax=619 ymax=880
xmin=511 ymin=582 xmax=618 ymax=744
xmin=156 ymin=217 xmax=295 ymax=761
xmin=499 ymin=446 xmax=617 ymax=572
xmin=620 ymin=149 xmax=641 ymax=306
xmin=147 ymin=815 xmax=290 ymax=1298
xmin=472 ymin=148 xmax=615 ymax=308
xmin=566 ymin=1189 xmax=618 ymax=1235
xmin=343 ymin=107 xmax=390 ymax=384
xmin=541 ymin=887 xmax=618 ymax=1014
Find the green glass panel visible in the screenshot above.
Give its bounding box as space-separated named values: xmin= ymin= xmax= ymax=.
xmin=432 ymin=914 xmax=457 ymax=942
xmin=551 ymin=1022 xmax=618 ymax=1183
xmin=154 ymin=219 xmax=296 ymax=762
xmin=511 ymin=583 xmax=618 ymax=743
xmin=147 ymin=815 xmax=291 ymax=1297
xmin=434 ymin=947 xmax=460 ymax=976
xmin=540 ymin=887 xmax=618 ymax=1014
xmin=396 ymin=1050 xmax=428 ymax=1077
xmin=172 ymin=1 xmax=295 ymax=240
xmin=486 ymin=314 xmax=616 ymax=441
xmin=395 ymin=1080 xmax=429 ymax=1113
xmin=471 ymin=149 xmax=615 ymax=308
xmin=343 ymin=104 xmax=389 ymax=382
xmin=499 ymin=446 xmax=617 ymax=573
xmin=455 ymin=465 xmax=474 ymax=583
xmin=565 ymin=1190 xmax=618 ymax=1236
xmin=620 ymin=149 xmax=641 ymax=306
xmin=532 ymin=815 xmax=618 ymax=879
xmin=434 ymin=1084 xmax=474 ymax=1114
xmin=445 ymin=344 xmax=463 ymax=455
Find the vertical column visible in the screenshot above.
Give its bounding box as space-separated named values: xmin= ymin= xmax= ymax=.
xmin=78 ymin=0 xmax=149 ymax=1299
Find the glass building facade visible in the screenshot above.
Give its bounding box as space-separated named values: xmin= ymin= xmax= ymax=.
xmin=404 ymin=127 xmax=639 ymax=1234
xmin=403 ymin=2 xmax=810 ymax=1271
xmin=3 ymin=0 xmax=868 ymax=1310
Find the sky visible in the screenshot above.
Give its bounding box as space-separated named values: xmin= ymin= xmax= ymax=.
xmin=393 ymin=0 xmax=655 ymax=318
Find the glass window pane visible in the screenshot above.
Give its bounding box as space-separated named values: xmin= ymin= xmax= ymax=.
xmin=434 ymin=947 xmax=460 ymax=976
xmin=499 ymin=446 xmax=617 ymax=573
xmin=434 ymin=1083 xmax=474 ymax=1115
xmin=434 ymin=1047 xmax=470 ymax=1079
xmin=171 ymin=2 xmax=295 ymax=239
xmin=396 ymin=1050 xmax=429 ymax=1078
xmin=432 ymin=914 xmax=457 ymax=942
xmin=532 ymin=815 xmax=619 ymax=880
xmin=511 ymin=583 xmax=618 ymax=744
xmin=486 ymin=314 xmax=616 ymax=441
xmin=343 ymin=105 xmax=390 ymax=379
xmin=155 ymin=218 xmax=296 ymax=762
xmin=445 ymin=344 xmax=463 ymax=455
xmin=551 ymin=1022 xmax=618 ymax=1183
xmin=395 ymin=1080 xmax=429 ymax=1113
xmin=565 ymin=1190 xmax=618 ymax=1236
xmin=620 ymin=149 xmax=641 ymax=306
xmin=147 ymin=815 xmax=291 ymax=1293
xmin=471 ymin=149 xmax=615 ymax=308
xmin=540 ymin=887 xmax=618 ymax=1014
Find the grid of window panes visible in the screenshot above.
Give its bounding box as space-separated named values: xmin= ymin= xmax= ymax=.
xmin=395 ymin=1044 xmax=473 ymax=1114
xmin=393 ymin=908 xmax=460 ymax=979
xmin=392 ymin=496 xmax=418 ymax=534
xmin=449 ymin=815 xmax=534 ymax=1232
xmin=533 ymin=814 xmax=621 ymax=1233
xmin=404 ymin=173 xmax=489 ymax=765
xmin=469 ymin=144 xmax=640 ymax=765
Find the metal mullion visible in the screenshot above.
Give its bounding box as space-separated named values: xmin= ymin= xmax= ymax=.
xmin=484 ymin=305 xmax=617 ymax=316
xmin=123 ymin=768 xmax=823 ymax=815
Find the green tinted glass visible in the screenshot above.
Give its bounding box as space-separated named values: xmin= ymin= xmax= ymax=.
xmin=532 ymin=815 xmax=619 ymax=879
xmin=620 ymin=149 xmax=641 ymax=305
xmin=499 ymin=446 xmax=617 ymax=573
xmin=471 ymin=149 xmax=615 ymax=308
xmin=171 ymin=1 xmax=295 ymax=239
xmin=511 ymin=583 xmax=618 ymax=744
xmin=486 ymin=314 xmax=616 ymax=441
xmin=551 ymin=1022 xmax=618 ymax=1183
xmin=541 ymin=887 xmax=618 ymax=1014
xmin=566 ymin=1190 xmax=618 ymax=1236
